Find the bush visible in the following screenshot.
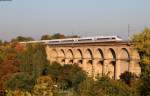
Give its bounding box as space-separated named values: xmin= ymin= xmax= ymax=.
xmin=120 ymin=71 xmax=138 ymax=85
xmin=78 ymin=76 xmax=134 ymax=96
xmin=5 ymin=73 xmax=35 ymax=91
xmin=139 ymin=65 xmax=150 ymax=96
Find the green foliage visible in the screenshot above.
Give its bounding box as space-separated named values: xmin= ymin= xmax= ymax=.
xmin=41 ymin=33 xmax=80 ymax=40
xmin=77 ymin=77 xmax=96 ymax=96
xmin=51 ymin=33 xmax=65 ymax=39
xmin=58 ymin=64 xmax=87 ymax=90
xmin=5 ymin=73 xmax=35 ymax=91
xmin=47 ymin=62 xmax=62 ymax=82
xmin=19 ymin=44 xmax=49 ymax=78
xmin=78 ymin=76 xmax=136 ymax=96
xmin=120 ymin=71 xmax=137 ymax=85
xmin=96 ymin=76 xmax=132 ymax=96
xmin=32 ymin=76 xmax=53 ymax=96
xmin=46 ymin=63 xmax=87 ymax=90
xmin=132 ymin=28 xmax=150 ymax=64
xmin=0 ymin=40 xmax=2 ymax=45
xmin=41 ymin=34 xmax=52 ymax=40
xmin=140 ymin=65 xmax=150 ymax=96
xmin=11 ymin=36 xmax=34 ymax=42
xmin=0 ymin=45 xmax=21 ymax=89
xmin=5 ymin=44 xmax=50 ymax=91
xmin=132 ymin=28 xmax=150 ymax=95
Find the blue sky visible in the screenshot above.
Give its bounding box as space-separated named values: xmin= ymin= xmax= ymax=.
xmin=0 ymin=0 xmax=150 ymax=40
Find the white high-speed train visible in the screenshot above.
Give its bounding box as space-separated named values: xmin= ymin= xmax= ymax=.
xmin=20 ymin=36 xmax=123 ymax=44
xmin=47 ymin=36 xmax=123 ymax=44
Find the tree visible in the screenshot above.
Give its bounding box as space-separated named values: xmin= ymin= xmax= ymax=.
xmin=47 ymin=62 xmax=62 ymax=83
xmin=5 ymin=73 xmax=35 ymax=91
xmin=77 ymin=77 xmax=96 ymax=96
xmin=5 ymin=44 xmax=50 ymax=91
xmin=0 ymin=46 xmax=20 ymax=90
xmin=120 ymin=71 xmax=137 ymax=85
xmin=19 ymin=44 xmax=49 ymax=77
xmin=11 ymin=36 xmax=34 ymax=42
xmin=51 ymin=33 xmax=65 ymax=39
xmin=0 ymin=40 xmax=2 ymax=45
xmin=32 ymin=75 xmax=53 ymax=96
xmin=132 ymin=28 xmax=150 ymax=65
xmin=41 ymin=34 xmax=52 ymax=40
xmin=132 ymin=28 xmax=150 ymax=96
xmin=139 ymin=65 xmax=150 ymax=96
xmin=58 ymin=64 xmax=87 ymax=90
xmin=46 ymin=63 xmax=87 ymax=90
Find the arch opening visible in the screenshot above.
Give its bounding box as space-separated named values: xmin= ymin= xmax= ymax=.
xmin=108 ymin=48 xmax=116 ymax=79
xmin=97 ymin=48 xmax=104 ymax=61
xmin=66 ymin=49 xmax=74 ymax=64
xmin=59 ymin=49 xmax=65 ymax=64
xmin=76 ymin=49 xmax=83 ymax=64
xmin=85 ymin=49 xmax=93 ymax=64
xmin=120 ymin=48 xmax=130 ymax=74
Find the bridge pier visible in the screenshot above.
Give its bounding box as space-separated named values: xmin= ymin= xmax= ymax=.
xmin=115 ymin=60 xmax=121 ymax=79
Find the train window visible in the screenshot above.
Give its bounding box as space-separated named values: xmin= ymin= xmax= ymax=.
xmin=62 ymin=40 xmax=74 ymax=42
xmin=111 ymin=37 xmax=116 ymax=39
xmin=97 ymin=38 xmax=109 ymax=40
xmin=49 ymin=41 xmax=59 ymax=43
xmin=78 ymin=39 xmax=92 ymax=41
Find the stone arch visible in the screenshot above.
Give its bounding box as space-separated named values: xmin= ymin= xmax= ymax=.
xmin=59 ymin=49 xmax=65 ymax=64
xmin=108 ymin=48 xmax=116 ymax=61
xmin=84 ymin=48 xmax=93 ymax=64
xmin=96 ymin=48 xmax=104 ymax=61
xmin=107 ymin=48 xmax=116 ymax=79
xmin=75 ymin=49 xmax=83 ymax=64
xmin=84 ymin=48 xmax=94 ymax=76
xmin=119 ymin=48 xmax=130 ymax=74
xmin=50 ymin=49 xmax=58 ymax=62
xmin=94 ymin=48 xmax=104 ymax=76
xmin=66 ymin=49 xmax=74 ymax=64
xmin=120 ymin=48 xmax=130 ymax=61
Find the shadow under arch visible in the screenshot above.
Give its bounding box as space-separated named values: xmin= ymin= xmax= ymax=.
xmin=60 ymin=49 xmax=65 ymax=64
xmin=119 ymin=48 xmax=131 ymax=74
xmin=85 ymin=48 xmax=94 ymax=64
xmin=66 ymin=49 xmax=74 ymax=64
xmin=76 ymin=49 xmax=83 ymax=64
xmin=95 ymin=48 xmax=105 ymax=76
xmin=109 ymin=48 xmax=116 ymax=61
xmin=97 ymin=48 xmax=104 ymax=61
xmin=121 ymin=48 xmax=130 ymax=61
xmin=108 ymin=48 xmax=116 ymax=79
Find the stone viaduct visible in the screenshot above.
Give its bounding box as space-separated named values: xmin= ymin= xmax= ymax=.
xmin=45 ymin=37 xmax=141 ymax=80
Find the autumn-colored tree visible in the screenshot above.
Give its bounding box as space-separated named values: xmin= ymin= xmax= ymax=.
xmin=132 ymin=28 xmax=150 ymax=64
xmin=132 ymin=28 xmax=150 ymax=96
xmin=32 ymin=75 xmax=53 ymax=96
xmin=0 ymin=45 xmax=20 ymax=89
